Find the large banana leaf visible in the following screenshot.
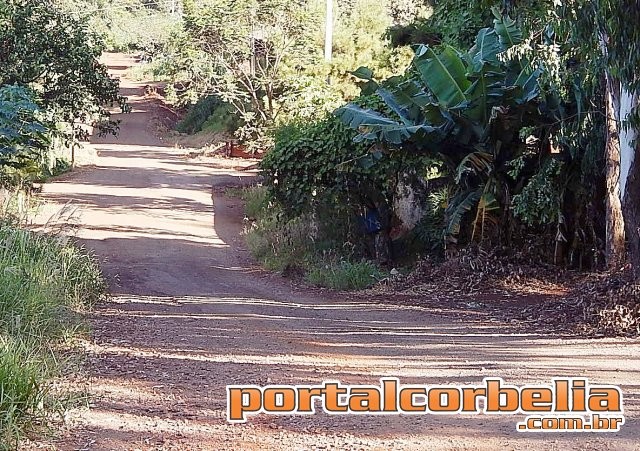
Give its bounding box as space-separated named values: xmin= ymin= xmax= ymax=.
xmin=464 ymin=67 xmax=505 ymax=125
xmin=380 ymin=79 xmax=448 ymax=126
xmin=350 ymin=66 xmax=374 ymax=81
xmin=469 ymin=28 xmax=502 ymax=71
xmin=376 ymin=88 xmax=419 ymax=126
xmin=445 ymin=188 xmax=482 ymax=240
xmin=335 ymin=104 xmax=443 ymax=145
xmin=513 ymin=64 xmax=543 ymax=104
xmin=493 ymin=8 xmax=523 ymax=49
xmin=414 ymin=45 xmax=471 ymax=109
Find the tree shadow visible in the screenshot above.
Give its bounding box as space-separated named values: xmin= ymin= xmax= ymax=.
xmin=40 ymin=68 xmax=639 ymax=448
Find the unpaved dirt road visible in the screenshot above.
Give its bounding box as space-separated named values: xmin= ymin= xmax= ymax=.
xmin=32 ymin=55 xmax=640 ymax=450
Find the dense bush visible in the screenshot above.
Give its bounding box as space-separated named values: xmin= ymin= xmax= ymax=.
xmin=0 ymin=0 xmax=125 ymax=141
xmin=175 ymin=96 xmax=240 ymax=136
xmin=263 ymin=93 xmax=437 ymax=211
xmin=261 ymin=116 xmax=374 ymax=215
xmin=260 ymin=104 xmax=442 ymax=265
xmin=0 ymin=85 xmax=50 ymax=188
xmin=176 ymin=96 xmax=222 ymax=135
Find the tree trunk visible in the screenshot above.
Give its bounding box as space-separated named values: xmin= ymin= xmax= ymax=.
xmin=623 ymin=154 xmax=640 ymax=276
xmin=620 ymin=88 xmax=640 ymax=276
xmin=604 ymin=75 xmax=626 ymax=269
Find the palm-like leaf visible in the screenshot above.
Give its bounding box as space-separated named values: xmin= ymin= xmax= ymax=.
xmin=335 ymin=104 xmax=443 ymax=145
xmin=335 ymin=12 xmax=545 ymax=246
xmin=414 ymin=45 xmax=471 ymax=108
xmin=469 ymin=28 xmax=502 ymax=71
xmin=445 ymin=188 xmax=482 ymax=240
xmin=492 ymin=8 xmax=523 ymax=49
xmin=513 ymin=64 xmax=543 ymax=104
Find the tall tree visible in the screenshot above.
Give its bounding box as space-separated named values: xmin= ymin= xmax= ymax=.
xmin=175 ymin=0 xmax=320 ymax=151
xmin=538 ymin=0 xmax=638 ymax=271
xmin=0 ymin=0 xmax=126 ymax=141
xmin=591 ymin=0 xmax=640 ymax=274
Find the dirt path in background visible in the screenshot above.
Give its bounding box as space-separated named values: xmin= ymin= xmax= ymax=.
xmin=29 ymin=54 xmax=640 ymax=450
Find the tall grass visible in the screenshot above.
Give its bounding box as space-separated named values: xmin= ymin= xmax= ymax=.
xmin=0 ymin=220 xmax=105 ymax=448
xmin=239 ymin=186 xmax=387 ymax=290
xmin=306 ymin=260 xmax=386 ymax=291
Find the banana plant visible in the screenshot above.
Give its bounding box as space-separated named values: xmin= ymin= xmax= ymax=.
xmin=336 ymin=9 xmax=551 ymax=245
xmin=0 ymin=85 xmax=50 ymax=187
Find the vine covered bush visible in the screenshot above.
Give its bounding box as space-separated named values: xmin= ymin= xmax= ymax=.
xmin=262 ymin=116 xmax=374 ymax=215
xmin=261 ymin=90 xmax=442 ymax=264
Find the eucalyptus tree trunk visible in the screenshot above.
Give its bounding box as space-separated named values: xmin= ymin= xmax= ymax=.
xmin=604 ymin=76 xmax=626 ymax=269
xmin=619 ymin=88 xmax=640 ymax=276
xmin=596 ymin=3 xmax=640 ymax=277
xmin=603 ymin=82 xmax=640 ymax=276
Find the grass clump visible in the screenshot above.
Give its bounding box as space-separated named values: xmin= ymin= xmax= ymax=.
xmin=245 ymin=213 xmax=311 ymax=273
xmin=306 ymin=260 xmax=386 ymax=291
xmin=243 ymin=186 xmax=270 ymax=221
xmin=240 ymin=186 xmax=385 ymax=290
xmin=0 ymin=220 xmax=105 ymax=447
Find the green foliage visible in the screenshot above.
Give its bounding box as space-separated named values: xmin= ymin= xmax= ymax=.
xmin=388 ymin=0 xmax=496 ymax=48
xmin=0 ymin=0 xmax=126 ymax=189
xmin=512 ymin=158 xmax=562 ymax=227
xmin=242 ymin=189 xmax=354 ymax=275
xmin=176 ymin=95 xmax=242 ymax=136
xmin=202 ymin=104 xmax=240 ymax=134
xmin=412 ymin=185 xmax=450 ymax=255
xmin=0 ymin=338 xmax=47 ymax=448
xmin=244 ymin=206 xmax=314 ymax=273
xmin=0 ymin=0 xmax=126 ymax=141
xmin=321 ymin=0 xmax=414 ymax=99
xmin=263 ymin=85 xmax=437 ymax=216
xmin=241 ymin=185 xmax=270 ymax=221
xmin=161 ymin=0 xmax=413 ymax=147
xmin=48 ymin=158 xmax=73 ymax=178
xmin=57 ymin=0 xmax=181 ymax=55
xmin=176 ymin=96 xmax=222 ymax=135
xmin=337 ymin=11 xmax=554 ymax=244
xmin=0 ymin=220 xmax=105 ymax=445
xmin=0 ymin=85 xmax=50 ymax=188
xmin=306 ymin=260 xmax=385 ymax=290
xmin=388 ymin=0 xmax=430 ymax=25
xmin=242 ymin=184 xmax=387 ymax=288
xmin=163 ymin=0 xmax=323 ymax=151
xmin=261 ymin=116 xmax=373 ymax=214
xmin=583 ymin=0 xmax=640 ymax=92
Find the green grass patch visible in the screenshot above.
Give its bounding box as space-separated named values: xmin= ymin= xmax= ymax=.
xmin=240 ymin=186 xmax=386 ymax=290
xmin=306 ymin=260 xmax=386 ymax=290
xmin=0 ymin=220 xmax=105 ymax=447
xmin=245 ymin=213 xmax=310 ymax=273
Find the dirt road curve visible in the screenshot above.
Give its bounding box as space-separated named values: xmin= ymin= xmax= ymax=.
xmin=31 ymin=55 xmax=640 ymax=450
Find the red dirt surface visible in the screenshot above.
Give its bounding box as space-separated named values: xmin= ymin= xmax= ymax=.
xmin=27 ymin=54 xmax=640 ymax=451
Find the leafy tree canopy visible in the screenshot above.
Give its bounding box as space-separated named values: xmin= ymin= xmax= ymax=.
xmin=0 ymin=0 xmax=126 ymax=141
